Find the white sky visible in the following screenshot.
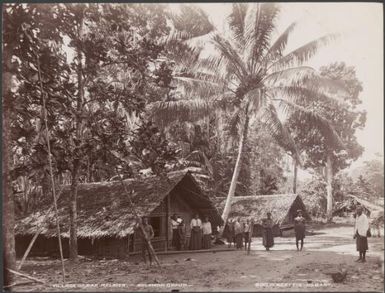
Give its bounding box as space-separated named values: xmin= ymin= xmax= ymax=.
xmin=190 ymin=2 xmax=383 ymax=169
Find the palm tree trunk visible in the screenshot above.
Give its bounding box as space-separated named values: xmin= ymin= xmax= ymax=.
xmin=3 ymin=45 xmax=16 ymax=289
xmin=293 ymin=159 xmax=298 ymax=194
xmin=69 ymin=8 xmax=85 ymax=261
xmin=326 ymin=152 xmax=333 ymax=222
xmin=221 ymin=107 xmax=250 ymax=223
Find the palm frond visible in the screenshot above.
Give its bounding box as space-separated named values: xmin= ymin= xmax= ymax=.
xmin=192 ymin=53 xmax=240 ymax=83
xmin=303 ymin=76 xmax=349 ymax=98
xmin=174 ymin=70 xmax=226 ymax=87
xmin=269 ymin=33 xmax=340 ymax=71
xmin=211 ymin=34 xmax=248 ymax=79
xmin=160 ymin=29 xmax=197 ymax=45
xmin=173 ymin=65 xmax=229 ymax=98
xmin=266 ymin=85 xmax=348 ymax=108
xmin=259 ymin=104 xmax=302 ymax=165
xmin=227 ymin=3 xmax=248 ymax=49
xmin=262 ymin=22 xmax=296 ymax=64
xmin=244 ymin=3 xmax=280 ymax=68
xmin=147 ymin=98 xmax=212 ymax=125
xmin=214 ymin=92 xmax=239 ymax=111
xmin=276 ymin=99 xmax=345 ymax=149
xmin=173 ymin=75 xmax=221 ymax=88
xmin=264 ymin=66 xmax=350 ymax=103
xmin=170 ymin=5 xmax=214 ymax=38
xmin=263 ymin=66 xmax=317 ymax=87
xmin=184 ymin=150 xmax=214 ymax=176
xmin=165 ymin=39 xmax=201 ymax=65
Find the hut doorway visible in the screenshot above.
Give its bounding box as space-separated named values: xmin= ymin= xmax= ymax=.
xmin=149 ymin=216 xmax=162 ymax=238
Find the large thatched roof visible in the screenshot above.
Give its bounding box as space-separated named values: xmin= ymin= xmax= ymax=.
xmin=214 ymin=194 xmax=310 ymax=225
xmin=15 ymin=170 xmax=222 ymax=239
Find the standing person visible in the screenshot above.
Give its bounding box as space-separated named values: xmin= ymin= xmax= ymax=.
xmin=354 ymin=206 xmax=369 ymax=262
xmin=189 ymin=214 xmax=202 ymax=250
xmin=202 ymin=216 xmax=212 ymax=249
xmin=223 ymin=219 xmax=235 ymax=248
xmin=135 ymin=217 xmax=155 ymax=266
xmin=234 ymin=218 xmax=243 ymax=249
xmin=294 ymin=210 xmax=306 ymax=251
xmin=170 ymin=214 xmax=179 ymax=249
xmin=243 ymin=219 xmax=252 ymax=250
xmin=262 ymin=212 xmax=274 ymax=251
xmin=176 ymin=217 xmax=185 ymax=251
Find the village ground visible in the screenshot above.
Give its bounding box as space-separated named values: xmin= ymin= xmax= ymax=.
xmin=14 ymin=223 xmax=384 ymax=292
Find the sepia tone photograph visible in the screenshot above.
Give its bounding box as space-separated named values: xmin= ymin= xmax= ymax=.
xmin=2 ymin=2 xmax=384 ymax=292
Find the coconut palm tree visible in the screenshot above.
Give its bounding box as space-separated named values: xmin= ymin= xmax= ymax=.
xmin=151 ymin=3 xmax=345 ymax=223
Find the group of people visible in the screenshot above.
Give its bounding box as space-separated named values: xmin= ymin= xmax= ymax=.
xmin=171 ymin=214 xmax=214 ymax=251
xmin=223 ymin=210 xmax=306 ymax=251
xmin=136 ymin=214 xmax=214 ymax=266
xmin=137 ymin=206 xmax=370 ymax=266
xmin=223 ymin=218 xmax=252 ymax=249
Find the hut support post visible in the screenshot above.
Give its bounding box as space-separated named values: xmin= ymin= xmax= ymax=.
xmin=18 ymin=230 xmax=41 ymax=270
xmin=166 ymin=193 xmax=170 ymax=252
xmin=115 ymin=169 xmax=161 ymax=266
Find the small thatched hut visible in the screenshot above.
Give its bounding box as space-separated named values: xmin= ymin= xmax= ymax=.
xmin=15 ymin=170 xmax=222 ymax=259
xmin=333 ymin=194 xmax=383 ymax=218
xmin=215 ymin=194 xmax=311 ymax=237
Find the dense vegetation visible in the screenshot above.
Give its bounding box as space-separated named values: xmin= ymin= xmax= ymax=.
xmin=3 ymin=3 xmax=379 ymax=287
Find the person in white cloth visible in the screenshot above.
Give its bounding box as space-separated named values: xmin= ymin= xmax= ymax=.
xmin=354 ymin=206 xmax=369 ymax=262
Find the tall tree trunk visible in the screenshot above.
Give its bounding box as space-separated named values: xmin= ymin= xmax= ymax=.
xmin=293 ymin=159 xmax=298 ymax=194
xmin=69 ymin=163 xmax=79 ymax=261
xmin=215 ymin=110 xmax=223 ymax=153
xmin=326 ymin=152 xmax=333 ymax=222
xmin=69 ymin=9 xmax=84 ymax=261
xmin=3 ymin=41 xmax=16 ymax=290
xmin=221 ymin=106 xmax=250 ymax=223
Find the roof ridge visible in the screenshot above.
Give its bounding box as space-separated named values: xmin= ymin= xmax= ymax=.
xmin=215 ymin=194 xmax=297 ymax=200
xmin=58 ymin=169 xmax=191 ymax=188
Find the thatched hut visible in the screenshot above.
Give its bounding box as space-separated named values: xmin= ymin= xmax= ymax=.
xmin=214 ymin=194 xmax=311 ymax=237
xmin=15 ymin=170 xmax=223 ymax=259
xmin=333 ymin=194 xmax=383 ymax=218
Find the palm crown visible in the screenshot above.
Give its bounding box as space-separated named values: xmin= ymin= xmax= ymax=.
xmin=151 ymin=3 xmax=346 ymax=222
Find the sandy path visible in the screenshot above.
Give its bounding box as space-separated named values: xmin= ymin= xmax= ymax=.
xmin=14 ymin=225 xmax=384 ymax=292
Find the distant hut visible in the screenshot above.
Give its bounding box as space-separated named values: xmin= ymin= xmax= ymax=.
xmin=333 ymin=194 xmax=383 ymax=217
xmin=215 ymin=194 xmax=311 ymax=237
xmin=15 ymin=170 xmax=223 ymax=259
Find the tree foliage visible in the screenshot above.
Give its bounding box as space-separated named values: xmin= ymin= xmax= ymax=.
xmin=6 ymin=3 xmax=177 ymax=261
xmin=335 ymin=158 xmax=384 ymax=203
xmin=287 ymin=62 xmax=366 ymax=174
xmin=8 ymin=3 xmax=175 ymax=183
xmin=128 ymin=120 xmax=179 ymax=176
